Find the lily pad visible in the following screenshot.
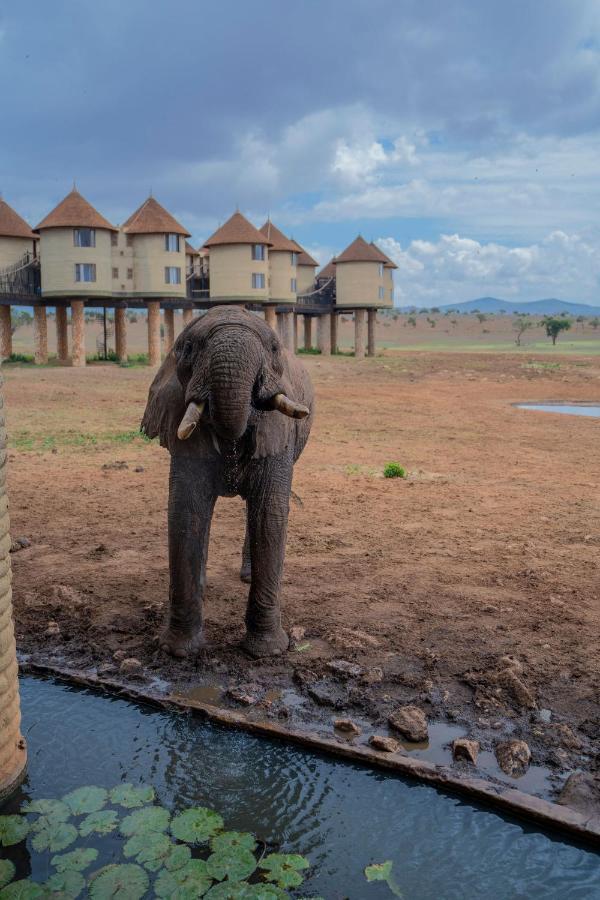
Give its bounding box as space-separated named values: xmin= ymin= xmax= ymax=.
xmin=0 ymin=880 xmax=45 ymax=899
xmin=364 ymin=860 xmax=402 ymax=896
xmin=205 ymin=884 xmax=287 ymax=899
xmin=123 ymin=831 xmax=172 ymax=871
xmin=164 ymin=845 xmax=192 ymax=872
xmin=109 ymin=784 xmax=155 ymax=809
xmin=154 ymin=859 xmax=212 ymax=898
xmin=31 ymin=822 xmax=78 ymax=853
xmin=0 ymin=861 xmax=15 ymax=890
xmin=120 ymin=806 xmax=170 ymax=837
xmin=170 ymin=808 xmax=223 ymax=844
xmin=45 ymin=871 xmax=86 ymax=898
xmin=89 ymin=864 xmax=149 ymax=900
xmin=79 ymin=810 xmax=118 ymax=837
xmin=0 ymin=816 xmax=29 ymax=847
xmin=210 ymin=832 xmax=256 ymax=854
xmin=207 ymin=847 xmax=257 ymax=883
xmin=51 ymin=848 xmax=99 ymax=874
xmin=63 ymin=787 xmax=108 ymax=816
xmin=22 ymin=800 xmax=70 ymax=823
xmin=259 ymin=853 xmax=309 ymax=889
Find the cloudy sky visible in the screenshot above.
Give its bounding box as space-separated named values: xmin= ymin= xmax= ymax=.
xmin=1 ymin=0 xmax=600 ymax=305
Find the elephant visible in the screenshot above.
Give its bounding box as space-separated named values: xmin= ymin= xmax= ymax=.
xmin=141 ymin=306 xmax=314 ymax=659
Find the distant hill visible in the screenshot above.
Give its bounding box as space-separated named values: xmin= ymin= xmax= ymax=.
xmin=399 ymin=297 xmax=600 ymax=316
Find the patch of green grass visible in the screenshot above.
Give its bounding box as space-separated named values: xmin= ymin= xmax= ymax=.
xmin=10 ymin=430 xmax=154 ymax=452
xmin=345 ymin=464 xmax=362 ymax=475
xmin=383 ymin=462 xmax=406 ymax=479
xmin=297 ymin=347 xmax=322 ymax=355
xmin=523 ymin=360 xmax=561 ymax=370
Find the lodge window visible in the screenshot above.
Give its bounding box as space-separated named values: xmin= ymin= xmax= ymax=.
xmin=74 ymin=228 xmax=95 ymax=248
xmin=378 ymin=263 xmax=384 ymax=277
xmin=126 ymin=234 xmax=133 ymax=247
xmin=291 ymin=278 xmax=297 ymax=292
xmin=291 ymin=252 xmax=298 ymax=266
xmin=111 ymin=232 xmax=118 ymax=247
xmin=127 ymin=268 xmax=133 ymax=280
xmin=75 ymin=263 xmax=96 ymax=282
xmin=252 ymin=273 xmax=265 ymax=289
xmin=165 ymin=266 xmax=181 ymax=285
xmin=251 ymin=244 xmax=265 ymax=261
xmin=378 ymin=286 xmax=385 ymax=300
xmin=390 ymin=288 xmax=394 ymax=300
xmin=112 ymin=267 xmax=119 ymax=279
xmin=165 ymin=233 xmax=180 ymax=252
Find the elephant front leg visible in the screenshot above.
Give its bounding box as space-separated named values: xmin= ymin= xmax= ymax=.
xmin=240 ymin=504 xmax=251 ymax=584
xmin=241 ymin=460 xmax=292 ymax=657
xmin=160 ymin=456 xmax=216 ymax=658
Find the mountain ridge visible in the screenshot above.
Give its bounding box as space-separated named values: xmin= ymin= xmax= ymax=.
xmin=399 ymin=297 xmax=600 ymax=316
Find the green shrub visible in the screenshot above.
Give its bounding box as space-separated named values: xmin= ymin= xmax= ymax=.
xmin=383 ymin=462 xmax=406 ymax=479
xmin=6 ymin=352 xmax=34 ymax=363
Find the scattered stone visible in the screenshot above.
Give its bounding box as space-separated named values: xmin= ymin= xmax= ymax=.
xmin=307 ymin=681 xmax=341 ymax=708
xmin=327 ymin=628 xmax=380 ymax=650
xmin=113 ymin=650 xmax=127 ymax=661
xmin=293 ymin=667 xmax=317 ymax=686
xmin=10 ymin=536 xmax=31 ymax=553
xmin=134 ymin=466 xmax=145 ymax=473
xmin=97 ymin=662 xmax=117 ymax=676
xmin=388 ymin=706 xmax=429 ymax=742
xmin=45 ymin=621 xmax=60 ymax=637
xmin=333 ymin=718 xmax=361 ymax=736
xmin=558 ymin=773 xmax=600 ymax=816
xmin=289 ymin=625 xmax=306 ymax=643
xmin=495 ymin=739 xmax=531 ymax=776
xmin=327 ymin=659 xmax=362 ymax=679
xmin=499 ymin=655 xmax=523 ymax=675
xmin=102 ymin=460 xmax=129 ymax=470
xmin=369 ymin=735 xmax=400 ymax=753
xmin=227 ymin=686 xmax=258 ymax=706
xmin=536 ymin=708 xmax=552 ymax=724
xmin=552 ymin=723 xmax=582 ymax=750
xmin=496 ymin=667 xmax=536 ymax=710
xmin=452 ymin=738 xmax=479 ymax=764
xmin=51 ymin=584 xmax=84 ymax=606
xmin=361 ymin=667 xmax=384 ymax=685
xmin=119 ymin=657 xmax=143 ymax=676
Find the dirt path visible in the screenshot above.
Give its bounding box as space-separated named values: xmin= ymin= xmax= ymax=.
xmin=5 ymin=350 xmax=600 ymax=804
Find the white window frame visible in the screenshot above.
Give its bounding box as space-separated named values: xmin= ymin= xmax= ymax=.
xmin=164 ymin=266 xmax=182 ymax=285
xmin=252 ymin=273 xmax=265 ymax=289
xmin=291 ymin=277 xmax=297 ymax=292
xmin=251 ymin=244 xmax=265 ymax=261
xmin=74 ymin=228 xmax=95 ymax=248
xmin=378 ymin=286 xmax=385 ymax=300
xmin=378 ymin=263 xmax=384 ymax=277
xmin=165 ymin=233 xmax=180 ymax=252
xmin=75 ymin=263 xmax=96 ymax=282
xmin=291 ymin=252 xmax=298 ymax=266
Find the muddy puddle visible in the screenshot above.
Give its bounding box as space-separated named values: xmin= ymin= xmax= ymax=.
xmin=516 ymin=402 xmax=600 ymax=418
xmin=2 ymin=675 xmax=599 ymax=898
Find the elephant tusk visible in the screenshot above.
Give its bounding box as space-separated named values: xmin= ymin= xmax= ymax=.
xmin=272 ymin=393 xmax=310 ymax=419
xmin=177 ymin=401 xmax=205 ymax=440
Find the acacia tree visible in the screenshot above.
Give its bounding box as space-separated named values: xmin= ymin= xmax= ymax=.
xmin=513 ymin=317 xmax=534 ymax=346
xmin=541 ymin=316 xmax=571 ymax=345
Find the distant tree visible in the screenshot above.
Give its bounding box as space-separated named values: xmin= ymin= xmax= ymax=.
xmin=590 ymin=317 xmax=600 ymax=330
xmin=430 ymin=306 xmax=440 ymax=313
xmin=476 ymin=313 xmax=487 ymax=324
xmin=450 ymin=318 xmax=458 ymax=327
xmin=10 ymin=311 xmax=32 ymax=334
xmin=541 ymin=316 xmax=571 ymax=345
xmin=513 ymin=317 xmax=534 ymax=346
xmin=407 ymin=315 xmax=417 ymax=328
xmin=576 ymin=315 xmax=585 ymax=330
xmin=420 ymin=308 xmax=429 ymax=315
xmin=426 ymin=317 xmax=436 ymax=328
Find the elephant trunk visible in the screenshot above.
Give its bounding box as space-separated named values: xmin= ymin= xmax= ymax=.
xmin=206 ymin=331 xmax=261 ymax=441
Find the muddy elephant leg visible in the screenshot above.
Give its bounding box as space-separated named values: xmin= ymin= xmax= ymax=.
xmin=240 ymin=504 xmax=252 ymax=584
xmin=160 ymin=455 xmax=216 ymax=658
xmin=241 ymin=458 xmax=292 ymax=657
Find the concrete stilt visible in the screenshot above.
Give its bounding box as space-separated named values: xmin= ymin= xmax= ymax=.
xmin=303 ymin=315 xmax=312 ymax=351
xmin=317 ymin=313 xmax=331 ymax=355
xmin=330 ymin=311 xmax=338 ymax=354
xmin=164 ymin=308 xmax=175 ymax=352
xmin=182 ymin=308 xmax=194 ymax=327
xmin=367 ymin=309 xmax=377 ymax=357
xmin=33 ymin=306 xmax=48 ymax=365
xmin=147 ymin=301 xmax=161 ymax=367
xmin=71 ymin=301 xmax=86 ymax=367
xmin=282 ymin=310 xmax=294 ymax=354
xmin=0 ymin=307 xmax=12 ymax=359
xmin=115 ymin=307 xmax=128 ymax=363
xmin=293 ymin=313 xmax=298 ymax=354
xmin=55 ymin=306 xmax=69 ymax=364
xmin=354 ymin=309 xmax=366 ymax=360
xmin=264 ymin=306 xmax=277 ymax=331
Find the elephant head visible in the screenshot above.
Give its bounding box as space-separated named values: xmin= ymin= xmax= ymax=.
xmin=141 ymin=307 xmax=310 ymax=456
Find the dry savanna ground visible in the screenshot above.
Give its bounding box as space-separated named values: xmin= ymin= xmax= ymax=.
xmin=4 ymin=341 xmax=600 ymax=803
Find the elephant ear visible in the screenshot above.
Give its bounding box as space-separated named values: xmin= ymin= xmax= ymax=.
xmin=251 ymin=352 xmax=314 ymax=460
xmin=141 ymin=351 xmax=186 ymax=452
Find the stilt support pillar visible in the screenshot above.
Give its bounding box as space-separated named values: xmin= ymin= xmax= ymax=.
xmin=182 ymin=308 xmax=194 ymax=327
xmin=33 ymin=306 xmax=48 ymax=365
xmin=71 ymin=301 xmax=86 ymax=367
xmin=0 ymin=307 xmax=12 ymax=360
xmin=56 ymin=306 xmax=69 ymax=364
xmin=367 ymin=309 xmax=377 ymax=357
xmin=330 ymin=311 xmax=338 ymax=354
xmin=115 ymin=306 xmax=128 ymax=364
xmin=147 ymin=301 xmax=161 ymax=367
xmin=354 ymin=309 xmax=366 ymax=360
xmin=303 ymin=314 xmax=312 ymax=351
xmin=264 ymin=306 xmax=277 ymax=331
xmin=317 ymin=314 xmax=331 ymax=355
xmin=164 ymin=308 xmax=175 ymax=353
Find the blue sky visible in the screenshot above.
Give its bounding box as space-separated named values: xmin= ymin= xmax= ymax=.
xmin=1 ymin=0 xmax=600 ymax=305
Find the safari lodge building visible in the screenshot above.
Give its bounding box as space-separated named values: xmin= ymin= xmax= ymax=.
xmin=0 ymin=190 xmax=396 ymax=366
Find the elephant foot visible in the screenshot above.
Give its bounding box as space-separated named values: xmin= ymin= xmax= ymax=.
xmin=239 ymin=565 xmax=252 ymax=584
xmin=159 ymin=625 xmax=207 ymax=659
xmin=241 ymin=627 xmax=289 ymax=658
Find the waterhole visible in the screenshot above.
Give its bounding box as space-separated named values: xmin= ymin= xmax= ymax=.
xmin=516 ymin=403 xmax=600 ymax=418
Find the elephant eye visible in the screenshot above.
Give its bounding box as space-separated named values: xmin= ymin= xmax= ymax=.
xmin=183 ymin=340 xmax=193 ymax=358
xmin=272 ymin=343 xmax=278 ymax=352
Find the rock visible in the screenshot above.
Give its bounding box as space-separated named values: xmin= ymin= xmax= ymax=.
xmin=293 ymin=667 xmax=317 ymax=686
xmin=119 ymin=657 xmax=143 ymax=677
xmin=333 ymin=718 xmax=361 ymax=735
xmin=495 ymin=739 xmax=531 ymax=776
xmin=496 ymin=668 xmax=536 ymax=709
xmin=369 ymin=735 xmax=401 ymax=753
xmin=227 ymin=686 xmax=258 ymax=706
xmin=552 ymin=723 xmax=582 ymax=750
xmin=97 ymin=662 xmax=117 ymax=676
xmin=499 ymin=655 xmax=523 ymax=675
xmin=558 ymin=773 xmax=600 ymax=816
xmin=102 ymin=460 xmax=128 ymax=470
xmin=51 ymin=584 xmax=84 ymax=606
xmin=289 ymin=625 xmax=306 ymax=643
xmin=134 ymin=466 xmax=145 ymax=473
xmin=388 ymin=706 xmax=429 ymax=742
xmin=45 ymin=621 xmax=60 ymax=637
xmin=307 ymin=681 xmax=341 ymax=708
xmin=113 ymin=650 xmax=128 ymax=661
xmin=452 ymin=738 xmax=479 ymax=764
xmin=361 ymin=667 xmax=384 ymax=684
xmin=536 ymin=708 xmax=552 ymax=724
xmin=10 ymin=537 xmax=31 ymax=553
xmin=327 ymin=659 xmax=362 ymax=679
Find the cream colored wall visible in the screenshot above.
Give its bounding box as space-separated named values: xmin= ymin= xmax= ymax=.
xmin=335 ymin=261 xmax=385 ymax=308
xmin=296 ymin=264 xmax=316 ymax=295
xmin=130 ymin=233 xmax=186 ymax=297
xmin=110 ymin=230 xmax=134 ymax=294
xmin=268 ymin=250 xmax=297 ymax=303
xmin=0 ymin=236 xmax=36 ymax=269
xmin=384 ymin=267 xmax=394 ymax=305
xmin=209 ymin=244 xmax=269 ymax=301
xmin=39 ymin=228 xmax=113 ymax=297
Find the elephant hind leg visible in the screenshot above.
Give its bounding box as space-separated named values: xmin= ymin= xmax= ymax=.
xmin=240 ymin=505 xmax=251 ymax=584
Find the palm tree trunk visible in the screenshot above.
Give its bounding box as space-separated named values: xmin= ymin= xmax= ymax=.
xmin=0 ymin=376 xmax=26 ymax=800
